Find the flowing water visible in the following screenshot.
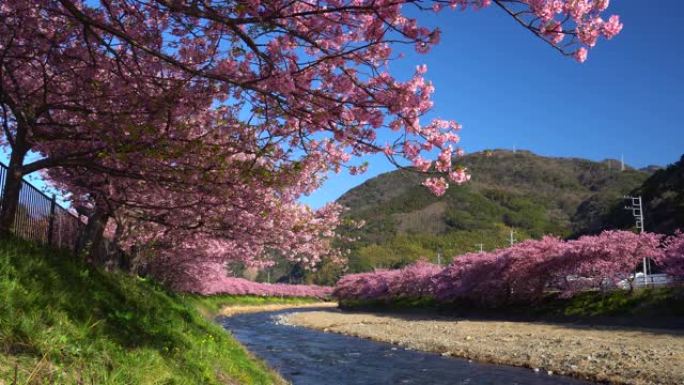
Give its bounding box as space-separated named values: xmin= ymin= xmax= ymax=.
xmin=219 ymin=308 xmax=593 ymax=385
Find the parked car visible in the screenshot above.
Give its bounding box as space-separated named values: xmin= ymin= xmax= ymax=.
xmin=617 ymin=272 xmax=673 ymax=289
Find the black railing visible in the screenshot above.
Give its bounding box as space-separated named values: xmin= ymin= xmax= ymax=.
xmin=0 ymin=162 xmax=84 ymax=252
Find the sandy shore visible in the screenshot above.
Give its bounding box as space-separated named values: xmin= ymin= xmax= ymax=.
xmin=279 ymin=310 xmax=684 ymax=385
xmin=218 ymin=302 xmax=336 ymax=317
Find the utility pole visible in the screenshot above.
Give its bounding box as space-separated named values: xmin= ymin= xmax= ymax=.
xmin=509 ymin=229 xmax=516 ymax=247
xmin=624 ymin=195 xmax=649 ymax=286
xmin=621 ymin=154 xmax=625 ymax=172
xmin=475 ymin=243 xmax=484 ymax=253
xmin=436 ymin=248 xmax=442 ymax=267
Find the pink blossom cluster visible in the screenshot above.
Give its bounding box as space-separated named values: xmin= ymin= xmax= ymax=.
xmin=515 ymin=0 xmax=624 ymax=63
xmin=333 ymin=261 xmax=443 ymax=301
xmin=663 ymin=233 xmax=684 ymax=277
xmin=334 ymin=231 xmax=684 ymax=305
xmin=432 ymin=0 xmax=623 ymax=65
xmin=155 ymin=261 xmax=332 ymax=299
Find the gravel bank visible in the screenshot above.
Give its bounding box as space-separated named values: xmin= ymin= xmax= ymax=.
xmin=279 ymin=310 xmax=684 ymax=385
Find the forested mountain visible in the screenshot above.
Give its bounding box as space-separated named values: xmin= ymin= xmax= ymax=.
xmin=337 ymin=150 xmax=651 ymax=272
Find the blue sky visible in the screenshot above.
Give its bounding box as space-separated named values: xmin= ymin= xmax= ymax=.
xmin=299 ymin=1 xmax=684 ymax=208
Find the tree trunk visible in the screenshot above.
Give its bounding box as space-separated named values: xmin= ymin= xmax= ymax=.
xmin=108 ymin=221 xmax=131 ymax=272
xmin=77 ymin=206 xmax=109 ymax=265
xmin=0 ymin=146 xmax=28 ymax=238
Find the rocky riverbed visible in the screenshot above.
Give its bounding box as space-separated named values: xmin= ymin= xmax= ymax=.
xmin=279 ymin=310 xmax=684 ymax=385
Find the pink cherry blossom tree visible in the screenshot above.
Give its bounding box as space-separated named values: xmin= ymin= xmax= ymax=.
xmin=1 ymin=0 xmax=624 ymax=235
xmin=334 ymin=231 xmax=681 ymax=306
xmin=163 ymin=259 xmax=333 ymax=298
xmin=44 ymin=114 xmax=345 ymax=269
xmin=661 ymin=232 xmax=684 ymax=277
xmin=1 ymin=1 xmax=624 ymax=287
xmin=0 ymin=0 xmax=215 ymax=235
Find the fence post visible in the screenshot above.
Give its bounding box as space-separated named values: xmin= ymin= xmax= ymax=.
xmin=47 ymin=194 xmax=56 ymax=247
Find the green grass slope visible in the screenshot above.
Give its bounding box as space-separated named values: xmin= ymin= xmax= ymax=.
xmin=188 ymin=294 xmax=320 ymax=319
xmin=0 ymin=238 xmax=284 ymax=385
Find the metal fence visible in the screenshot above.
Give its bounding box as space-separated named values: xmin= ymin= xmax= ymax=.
xmin=0 ymin=162 xmax=84 ymax=252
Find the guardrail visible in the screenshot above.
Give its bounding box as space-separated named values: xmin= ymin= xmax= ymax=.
xmin=0 ymin=162 xmax=83 ymax=252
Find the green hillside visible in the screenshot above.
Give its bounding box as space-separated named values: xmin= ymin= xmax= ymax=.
xmin=337 ymin=150 xmax=649 ymax=272
xmin=0 ymin=238 xmax=284 ymax=385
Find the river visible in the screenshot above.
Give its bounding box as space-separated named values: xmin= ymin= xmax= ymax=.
xmin=219 ymin=308 xmax=593 ymax=385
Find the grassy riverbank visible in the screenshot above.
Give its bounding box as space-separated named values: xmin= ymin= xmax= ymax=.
xmin=0 ymin=238 xmax=288 ymax=384
xmin=338 ymin=288 xmax=684 ymax=328
xmin=187 ymin=293 xmax=323 ymax=319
